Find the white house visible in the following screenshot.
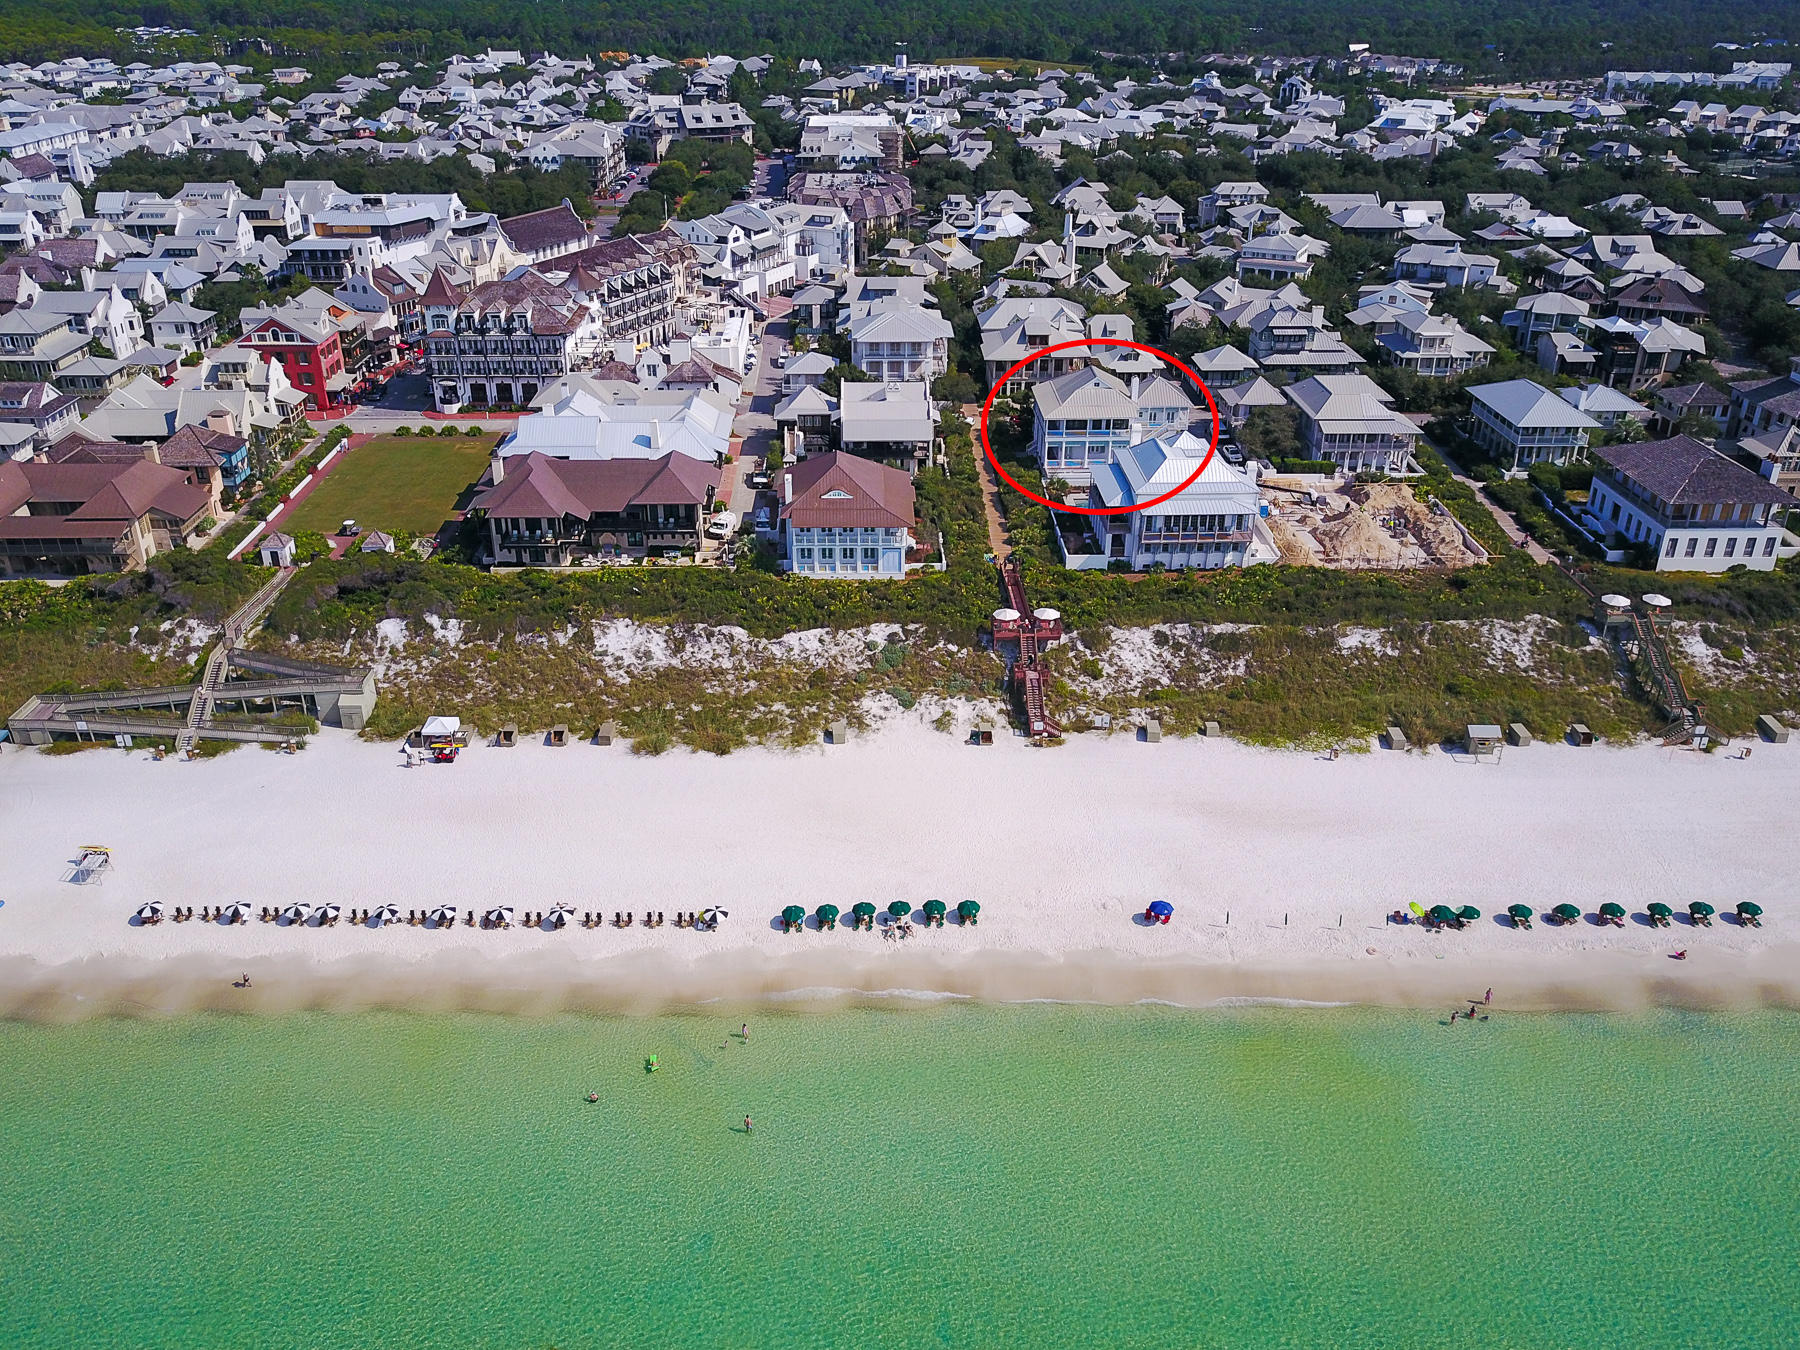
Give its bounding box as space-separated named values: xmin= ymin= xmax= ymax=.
xmin=779 ymin=450 xmax=916 ymax=578
xmin=1582 ymin=435 xmax=1798 ymax=571
xmin=1072 ymin=429 xmax=1270 ymax=571
xmin=1284 ymin=374 xmax=1424 ymax=474
xmin=1468 ymin=379 xmax=1600 ymax=472
xmin=1032 ymin=367 xmax=1194 ymax=488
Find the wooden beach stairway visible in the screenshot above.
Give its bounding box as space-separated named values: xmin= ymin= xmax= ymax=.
xmin=992 ymin=559 xmax=1063 ymax=738
xmin=9 ymin=569 xmax=380 ymax=749
xmin=177 ymin=570 xmax=295 ymax=754
xmin=1558 ymin=561 xmax=1704 ymax=743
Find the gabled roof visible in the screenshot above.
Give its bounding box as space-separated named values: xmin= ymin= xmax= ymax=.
xmin=781 ymin=451 xmax=914 ymax=529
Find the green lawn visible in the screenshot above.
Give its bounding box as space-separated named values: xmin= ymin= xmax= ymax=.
xmin=284 ymin=435 xmax=498 ymax=538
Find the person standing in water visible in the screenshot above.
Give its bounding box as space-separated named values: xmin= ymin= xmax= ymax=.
xmin=1484 ymin=988 xmax=1492 ymax=1005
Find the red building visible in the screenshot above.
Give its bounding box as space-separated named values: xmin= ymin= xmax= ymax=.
xmin=240 ymin=314 xmax=345 ymax=410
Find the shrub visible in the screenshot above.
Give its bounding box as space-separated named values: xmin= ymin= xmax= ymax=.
xmin=394 ymin=426 xmax=413 ymax=437
xmin=464 ymin=425 xmax=485 ymax=437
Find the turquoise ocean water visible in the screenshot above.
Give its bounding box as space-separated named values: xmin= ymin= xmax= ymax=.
xmin=1 ymin=1004 xmax=1795 ymax=1349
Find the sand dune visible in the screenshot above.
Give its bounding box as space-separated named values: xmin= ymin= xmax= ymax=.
xmin=0 ymin=721 xmax=1792 ymax=1017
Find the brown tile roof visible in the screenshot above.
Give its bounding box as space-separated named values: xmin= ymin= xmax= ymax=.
xmin=0 ymin=458 xmax=208 ymax=528
xmin=780 ymin=452 xmax=915 ymax=529
xmin=419 ymin=267 xmax=467 ymax=307
xmin=158 ymin=423 xmax=245 ymax=470
xmin=470 ymin=452 xmax=717 ymax=519
xmin=1589 ymin=434 xmax=1793 ymax=508
xmin=499 ymin=202 xmax=589 ymax=255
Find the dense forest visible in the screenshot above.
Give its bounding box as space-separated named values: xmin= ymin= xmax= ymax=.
xmin=1 ymin=0 xmax=1790 ymax=77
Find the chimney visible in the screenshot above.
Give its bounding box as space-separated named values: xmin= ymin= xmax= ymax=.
xmin=612 ymin=340 xmax=633 ymax=365
xmin=1130 ymin=375 xmax=1141 ymax=401
xmin=670 ymin=337 xmax=692 ymax=363
xmin=489 ymin=448 xmax=505 ymax=484
xmin=1063 ymin=210 xmax=1076 ymax=277
xmin=783 ymin=471 xmax=793 ymax=504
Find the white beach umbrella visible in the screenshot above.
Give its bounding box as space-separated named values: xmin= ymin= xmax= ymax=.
xmin=429 ymin=905 xmax=458 ymax=926
xmin=221 ymin=902 xmax=249 ymax=924
xmin=281 ymin=902 xmax=313 ymax=924
xmin=316 ymin=903 xmax=342 ymax=923
xmin=372 ymin=905 xmax=400 ymax=926
xmin=484 ymin=906 xmax=514 ymax=926
xmin=546 ymin=905 xmax=574 ymax=928
xmin=135 ymin=902 xmax=163 ymax=919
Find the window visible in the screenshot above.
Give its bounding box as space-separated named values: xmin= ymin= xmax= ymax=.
xmin=1766 ymin=537 xmax=1778 ymax=557
xmin=1704 ymin=537 xmax=1717 ymax=557
xmin=1685 ymin=538 xmax=1697 ymax=557
xmin=1724 ymin=537 xmax=1736 ymax=558
xmin=797 ymin=547 xmax=812 ymax=561
xmin=1665 ymin=537 xmax=1678 ymax=557
xmin=862 ymin=547 xmax=878 ymax=564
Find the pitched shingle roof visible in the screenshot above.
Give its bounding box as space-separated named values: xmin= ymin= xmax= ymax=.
xmin=1588 ymin=434 xmax=1792 ymax=507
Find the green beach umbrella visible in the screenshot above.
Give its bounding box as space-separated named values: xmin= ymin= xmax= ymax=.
xmin=1457 ymin=906 xmax=1481 ymax=922
xmin=1552 ymin=904 xmax=1581 ymax=921
xmin=1647 ymin=902 xmax=1673 ymax=918
xmin=1428 ymin=904 xmax=1456 ymax=923
xmin=1599 ymin=902 xmax=1625 ymax=918
xmin=888 ymin=901 xmax=911 ymax=920
xmin=958 ymin=901 xmax=980 ymax=919
xmin=852 ymin=902 xmax=877 ymax=918
xmin=1507 ymin=904 xmax=1533 ymax=921
xmin=816 ymin=904 xmax=840 ymax=924
xmin=1689 ymin=902 xmax=1715 ymax=917
xmin=923 ymin=899 xmax=947 ymax=918
xmin=782 ymin=905 xmax=805 ymax=928
xmin=1736 ymin=902 xmax=1762 ymax=917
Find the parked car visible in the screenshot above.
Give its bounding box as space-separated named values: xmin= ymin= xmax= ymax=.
xmin=340 ymin=519 xmax=361 ymax=537
xmin=753 ymin=506 xmax=772 ymax=533
xmin=705 ymin=510 xmax=738 ymax=539
xmin=745 ymin=471 xmax=772 ymax=490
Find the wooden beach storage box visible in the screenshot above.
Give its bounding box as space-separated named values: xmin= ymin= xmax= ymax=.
xmin=1465 ymin=723 xmax=1503 ymax=755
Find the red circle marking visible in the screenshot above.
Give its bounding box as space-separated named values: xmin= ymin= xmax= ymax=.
xmin=978 ymin=338 xmax=1221 ymax=517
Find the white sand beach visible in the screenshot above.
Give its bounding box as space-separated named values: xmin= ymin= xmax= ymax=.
xmin=1 ymin=722 xmax=1795 ymax=1017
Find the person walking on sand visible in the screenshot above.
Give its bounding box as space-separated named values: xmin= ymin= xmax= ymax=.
xmin=1484 ymin=988 xmax=1492 ymax=1005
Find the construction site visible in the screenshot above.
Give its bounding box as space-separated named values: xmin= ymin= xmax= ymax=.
xmin=1263 ymin=479 xmax=1490 ymax=570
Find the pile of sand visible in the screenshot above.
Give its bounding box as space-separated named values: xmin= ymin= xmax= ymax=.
xmin=1345 ymin=483 xmax=1479 ymax=567
xmin=1315 ymin=507 xmax=1405 ymax=567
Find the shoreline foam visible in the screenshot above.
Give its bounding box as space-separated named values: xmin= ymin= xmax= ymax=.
xmin=4 ymin=945 xmax=1797 ymax=1022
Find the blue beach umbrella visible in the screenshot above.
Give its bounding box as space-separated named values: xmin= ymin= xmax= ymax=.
xmin=1148 ymin=900 xmax=1174 ymax=919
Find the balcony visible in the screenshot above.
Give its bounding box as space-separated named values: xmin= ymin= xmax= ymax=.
xmin=1138 ymin=529 xmax=1252 ymax=545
